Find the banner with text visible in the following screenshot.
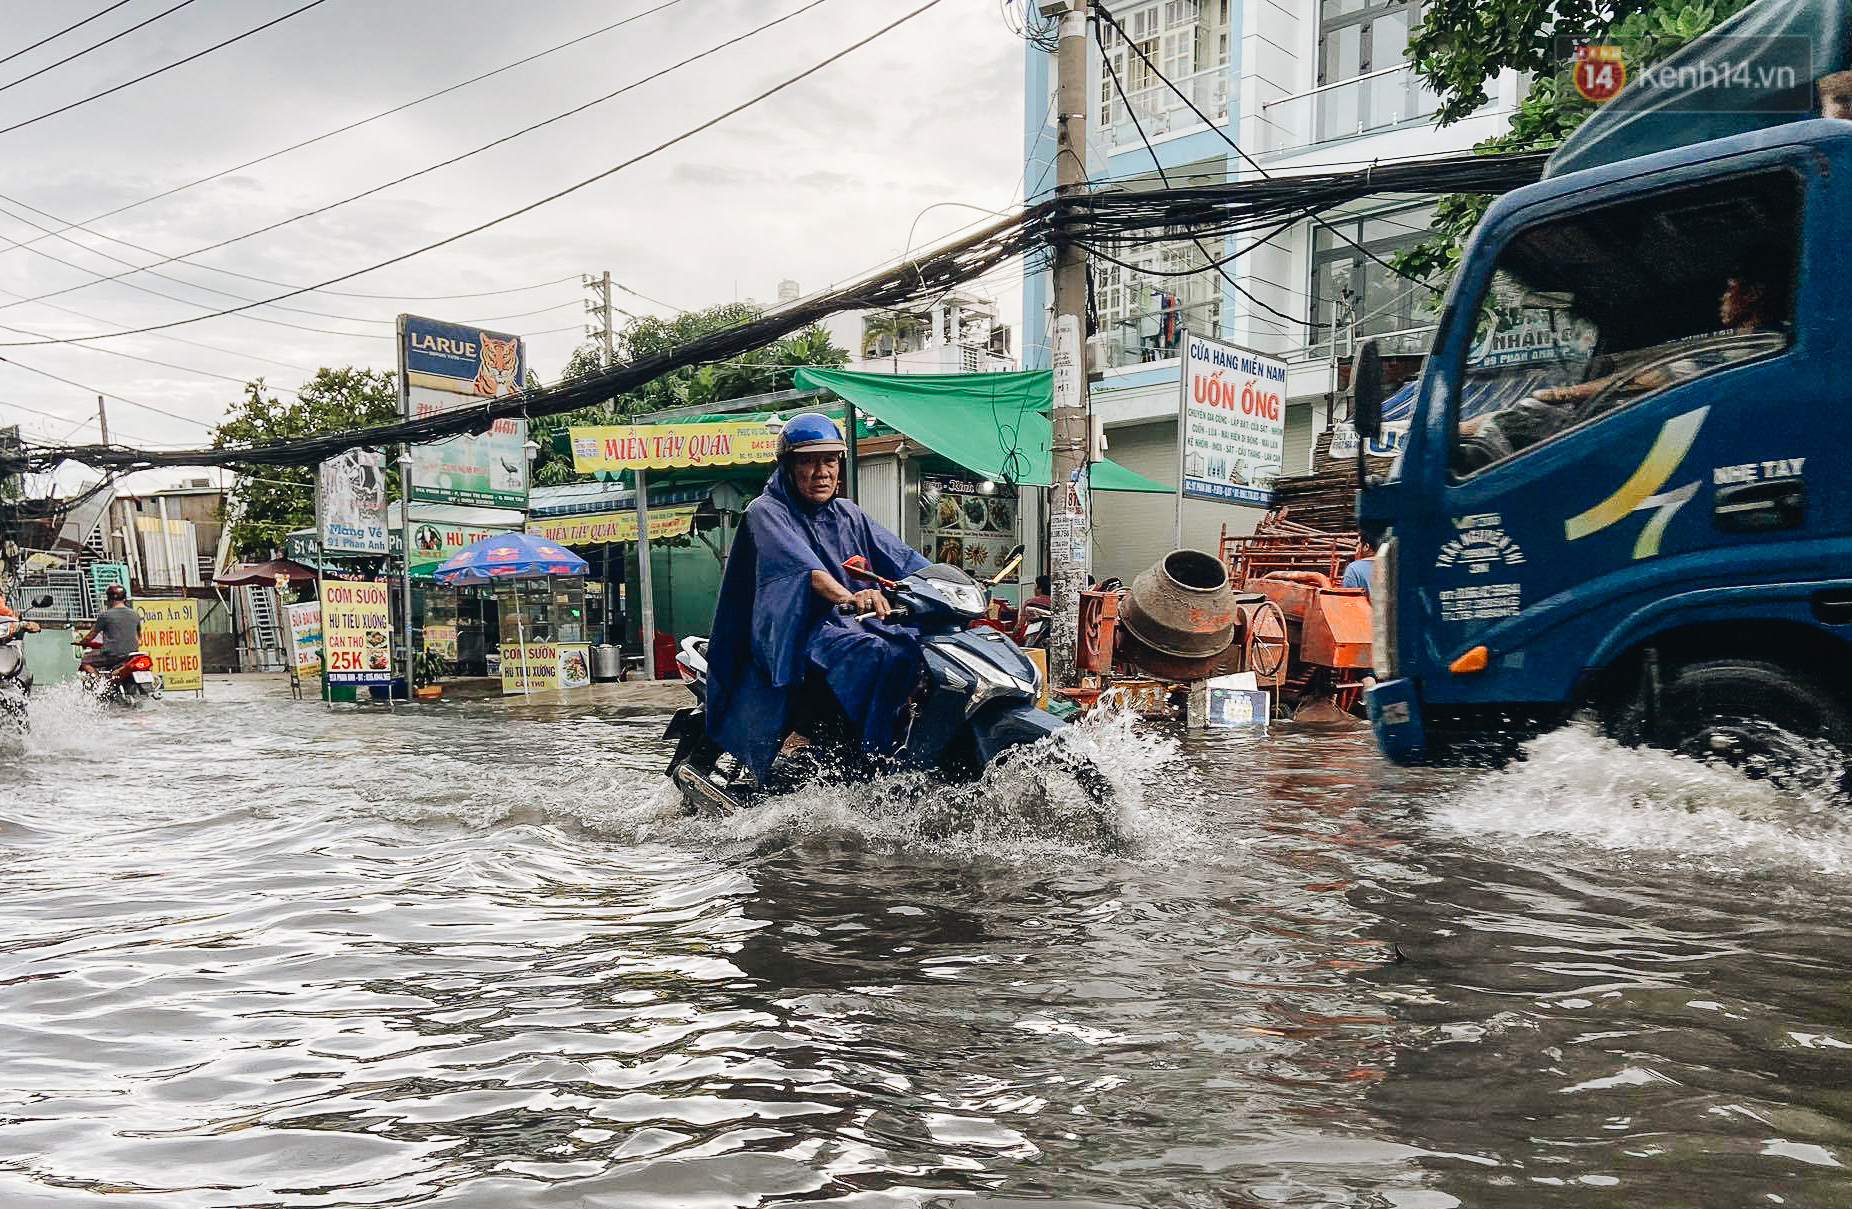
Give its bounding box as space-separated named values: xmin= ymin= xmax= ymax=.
xmin=525 ymin=505 xmax=699 ymax=547
xmin=569 ymin=422 xmax=777 ymax=475
xmin=399 ymin=314 xmax=528 ymax=509
xmin=409 ymin=520 xmax=516 ymax=577
xmin=286 ymin=602 xmax=323 ymax=675
xmin=320 ymin=580 xmax=393 ymax=684
xmin=499 ymin=642 xmax=591 ymax=695
xmin=138 ymin=599 xmax=203 ymax=692
xmin=1178 ymin=332 xmax=1286 ymax=507
xmin=316 ymin=447 xmax=389 ymax=555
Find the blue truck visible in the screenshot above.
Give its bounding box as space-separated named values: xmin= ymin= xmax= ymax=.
xmin=1355 ymin=0 xmax=1852 ymax=771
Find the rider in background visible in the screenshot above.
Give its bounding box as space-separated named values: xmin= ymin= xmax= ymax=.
xmin=0 ymin=591 xmax=41 ymax=634
xmin=76 ymin=584 xmax=140 ymax=672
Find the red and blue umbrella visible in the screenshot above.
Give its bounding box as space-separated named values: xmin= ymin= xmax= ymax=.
xmin=433 ymin=533 xmax=588 ymax=585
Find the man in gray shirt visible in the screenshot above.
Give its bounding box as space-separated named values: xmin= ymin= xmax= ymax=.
xmin=78 ymin=585 xmax=141 ymax=670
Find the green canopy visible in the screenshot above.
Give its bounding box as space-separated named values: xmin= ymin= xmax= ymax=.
xmin=793 ymin=368 xmax=1171 ymax=493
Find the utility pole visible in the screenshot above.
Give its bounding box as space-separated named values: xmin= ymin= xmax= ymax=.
xmin=96 ymin=395 xmax=109 ymax=446
xmin=584 ymin=271 xmax=615 ymax=374
xmin=587 ymin=270 xmax=654 ymax=676
xmin=1045 ymin=0 xmax=1091 ymax=688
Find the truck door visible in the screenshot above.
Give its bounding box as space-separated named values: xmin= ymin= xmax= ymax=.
xmin=1423 ymin=162 xmax=1836 ymax=708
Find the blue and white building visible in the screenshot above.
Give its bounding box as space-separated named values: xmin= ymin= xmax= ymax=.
xmin=1021 ymin=0 xmax=1523 ymax=579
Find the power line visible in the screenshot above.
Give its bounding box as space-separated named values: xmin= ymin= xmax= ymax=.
xmin=1093 ymin=5 xmax=1435 ymax=294
xmin=0 ymin=0 xmax=203 ymax=98
xmin=0 ymin=285 xmax=317 ymax=378
xmin=1 ymin=147 xmax=1550 ymax=474
xmin=0 ymin=0 xmax=950 ymax=348
xmin=0 ymin=0 xmax=334 ymax=140
xmin=0 ymin=0 xmax=695 ymax=299
xmin=0 ymin=195 xmax=437 ymax=327
xmin=0 ymin=0 xmax=141 ymax=72
xmin=2 ymin=0 xmax=834 ymax=313
xmin=0 ymin=356 xmax=216 ymax=428
xmin=1095 ymin=24 xmax=1302 ymax=332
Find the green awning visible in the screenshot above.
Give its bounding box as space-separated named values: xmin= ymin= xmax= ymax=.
xmin=793 ymin=368 xmax=1172 ymax=493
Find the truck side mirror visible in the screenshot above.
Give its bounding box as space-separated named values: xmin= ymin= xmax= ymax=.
xmin=1352 ymin=340 xmax=1384 ymax=441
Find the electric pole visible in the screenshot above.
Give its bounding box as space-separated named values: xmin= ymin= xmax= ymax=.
xmin=97 ymin=395 xmax=109 ymax=446
xmin=1046 ymin=0 xmax=1091 ymax=688
xmin=584 ymin=271 xmax=616 ymax=373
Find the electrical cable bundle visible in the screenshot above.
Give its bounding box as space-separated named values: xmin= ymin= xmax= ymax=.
xmin=0 ymin=148 xmax=1546 ymax=478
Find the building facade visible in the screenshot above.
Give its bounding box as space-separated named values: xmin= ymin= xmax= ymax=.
xmin=1021 ymin=0 xmax=1523 ymax=580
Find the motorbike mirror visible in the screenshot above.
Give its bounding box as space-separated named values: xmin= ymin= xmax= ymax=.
xmin=1352 ymin=340 xmax=1385 ymax=441
xmin=29 ymin=594 xmax=53 ymax=609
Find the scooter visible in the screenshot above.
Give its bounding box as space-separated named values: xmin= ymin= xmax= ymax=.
xmin=74 ymin=637 xmax=162 ymax=706
xmin=0 ymin=594 xmax=54 ymax=730
xmin=664 ymin=554 xmax=1114 ymax=822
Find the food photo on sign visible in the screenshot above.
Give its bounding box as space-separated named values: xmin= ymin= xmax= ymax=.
xmin=919 ymin=473 xmax=1018 ymax=571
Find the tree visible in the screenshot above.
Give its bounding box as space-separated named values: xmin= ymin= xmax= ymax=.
xmin=1395 ymin=0 xmax=1754 ymax=287
xmin=214 ymin=367 xmax=399 ymax=560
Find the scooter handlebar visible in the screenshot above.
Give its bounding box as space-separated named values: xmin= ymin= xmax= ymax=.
xmin=834 ymin=601 xmax=908 ymax=620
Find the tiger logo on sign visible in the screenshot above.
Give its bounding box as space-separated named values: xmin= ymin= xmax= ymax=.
xmin=474 ymin=334 xmax=521 ymax=397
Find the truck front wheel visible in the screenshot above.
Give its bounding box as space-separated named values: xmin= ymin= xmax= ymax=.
xmin=1632 ymin=659 xmax=1852 ymax=787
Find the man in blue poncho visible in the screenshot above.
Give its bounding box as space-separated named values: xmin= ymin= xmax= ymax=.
xmin=705 ymin=413 xmax=929 ymax=783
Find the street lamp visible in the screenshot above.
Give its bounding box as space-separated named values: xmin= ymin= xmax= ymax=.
xmin=396 ymin=447 xmax=414 ymax=700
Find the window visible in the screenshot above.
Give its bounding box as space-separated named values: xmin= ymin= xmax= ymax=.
xmin=1449 ymin=171 xmax=1800 ymax=477
xmin=1316 ymin=0 xmax=1429 ymax=142
xmin=1308 ymin=203 xmax=1436 ymax=359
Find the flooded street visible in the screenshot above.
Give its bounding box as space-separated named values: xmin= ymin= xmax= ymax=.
xmin=3 ymin=679 xmax=1849 ymax=1208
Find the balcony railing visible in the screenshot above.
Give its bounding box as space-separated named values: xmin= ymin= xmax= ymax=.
xmin=1102 ymin=65 xmax=1231 ymax=151
xmin=1258 ymin=65 xmax=1441 ymax=154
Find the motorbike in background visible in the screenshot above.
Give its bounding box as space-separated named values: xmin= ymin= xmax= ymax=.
xmin=75 ymin=636 xmax=162 ymax=706
xmin=0 ymin=594 xmax=54 ymax=730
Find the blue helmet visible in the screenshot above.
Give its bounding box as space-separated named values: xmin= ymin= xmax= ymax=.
xmin=776 ymin=412 xmax=846 ymax=458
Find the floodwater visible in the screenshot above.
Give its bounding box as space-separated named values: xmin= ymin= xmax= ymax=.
xmin=3 ymin=679 xmax=1850 ymax=1208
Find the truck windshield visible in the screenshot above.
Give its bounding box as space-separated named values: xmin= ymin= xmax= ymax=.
xmin=1450 ymin=170 xmax=1799 ymax=477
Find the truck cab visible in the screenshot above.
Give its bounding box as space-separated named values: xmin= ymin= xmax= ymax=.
xmin=1360 ymin=119 xmax=1852 ymax=768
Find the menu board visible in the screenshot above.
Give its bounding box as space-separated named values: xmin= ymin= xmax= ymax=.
xmin=321 ymin=580 xmax=394 ymax=685
xmin=500 ymin=642 xmax=591 ymax=694
xmin=918 ymin=473 xmax=1017 ymax=574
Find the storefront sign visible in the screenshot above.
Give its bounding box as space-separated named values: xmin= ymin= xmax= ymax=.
xmin=399 ymin=314 xmax=529 ymax=509
xmin=568 ymin=421 xmax=777 ymax=474
xmin=499 ymin=642 xmax=591 ymax=694
xmin=408 ymin=520 xmax=516 ymax=576
xmin=1179 ymin=331 xmax=1286 ymax=507
xmin=138 ymin=599 xmax=203 ymax=692
xmin=317 ymin=448 xmax=389 ymax=555
xmin=423 ymin=623 xmax=458 ymax=660
xmin=525 ymin=505 xmax=699 ymax=547
xmin=917 ymin=474 xmax=1018 ymax=573
xmin=320 ymin=580 xmax=394 ymax=684
xmin=286 ymin=602 xmax=323 ymax=674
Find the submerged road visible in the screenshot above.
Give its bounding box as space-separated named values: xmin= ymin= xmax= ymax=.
xmin=2 ymin=676 xmax=1847 ymax=1207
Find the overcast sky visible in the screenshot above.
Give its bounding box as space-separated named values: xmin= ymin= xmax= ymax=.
xmin=0 ymin=0 xmax=1028 ymax=489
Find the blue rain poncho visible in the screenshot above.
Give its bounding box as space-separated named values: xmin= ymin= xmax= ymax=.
xmin=705 ymin=464 xmax=929 ymax=782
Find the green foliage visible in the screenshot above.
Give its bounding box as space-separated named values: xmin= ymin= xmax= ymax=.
xmin=213 ymin=367 xmax=400 ymax=560
xmin=413 ymin=646 xmax=452 ymax=686
xmin=1397 ymin=0 xmax=1753 ymax=292
xmin=529 ymin=303 xmax=848 ymax=486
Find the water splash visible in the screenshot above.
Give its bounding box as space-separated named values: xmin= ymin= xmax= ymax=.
xmin=1429 ymin=721 xmax=1852 ymax=871
xmin=606 ymin=704 xmax=1188 ymax=864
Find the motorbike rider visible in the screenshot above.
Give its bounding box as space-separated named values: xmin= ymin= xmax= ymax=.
xmin=0 ymin=591 xmax=41 ymax=634
xmin=703 ymin=412 xmax=929 ymax=783
xmin=76 ymin=584 xmax=140 ymax=672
